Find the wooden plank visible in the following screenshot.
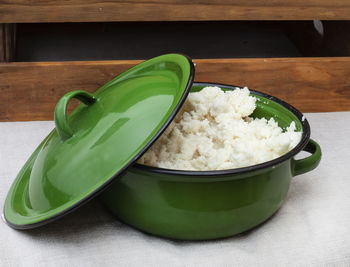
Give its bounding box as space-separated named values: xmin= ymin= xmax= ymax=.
xmin=1 ymin=57 xmax=350 ymax=121
xmin=0 ymin=0 xmax=350 ymax=23
xmin=0 ymin=24 xmax=16 ymax=62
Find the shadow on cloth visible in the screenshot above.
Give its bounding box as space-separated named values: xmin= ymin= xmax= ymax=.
xmin=17 ymin=177 xmax=312 ymax=245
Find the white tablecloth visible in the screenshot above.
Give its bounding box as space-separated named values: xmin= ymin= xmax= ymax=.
xmin=1 ymin=112 xmax=349 ymax=267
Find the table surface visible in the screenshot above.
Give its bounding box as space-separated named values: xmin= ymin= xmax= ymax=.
xmin=1 ymin=112 xmax=350 ymax=267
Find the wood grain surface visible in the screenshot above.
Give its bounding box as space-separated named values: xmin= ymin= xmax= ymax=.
xmin=0 ymin=24 xmax=16 ymax=62
xmin=1 ymin=57 xmax=350 ymax=121
xmin=0 ymin=0 xmax=350 ymax=23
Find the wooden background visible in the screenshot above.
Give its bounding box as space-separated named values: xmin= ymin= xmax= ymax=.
xmin=1 ymin=0 xmax=350 ymax=121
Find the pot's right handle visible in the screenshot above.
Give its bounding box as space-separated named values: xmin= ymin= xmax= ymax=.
xmin=292 ymin=139 xmax=322 ymax=176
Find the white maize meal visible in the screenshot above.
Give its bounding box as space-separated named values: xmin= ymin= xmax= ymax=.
xmin=138 ymin=86 xmax=302 ymax=171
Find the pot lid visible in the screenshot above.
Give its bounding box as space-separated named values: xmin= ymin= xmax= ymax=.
xmin=4 ymin=54 xmax=194 ymax=229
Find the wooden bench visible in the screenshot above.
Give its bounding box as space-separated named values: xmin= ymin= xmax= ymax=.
xmin=1 ymin=1 xmax=350 ymax=121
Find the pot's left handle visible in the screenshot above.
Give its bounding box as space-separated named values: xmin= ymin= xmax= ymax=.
xmin=292 ymin=139 xmax=322 ymax=176
xmin=54 ymin=90 xmax=96 ymax=141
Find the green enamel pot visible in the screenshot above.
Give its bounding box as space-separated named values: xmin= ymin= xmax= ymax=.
xmin=101 ymin=82 xmax=322 ymax=241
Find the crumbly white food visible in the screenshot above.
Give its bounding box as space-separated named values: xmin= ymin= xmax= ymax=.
xmin=138 ymin=86 xmax=302 ymax=170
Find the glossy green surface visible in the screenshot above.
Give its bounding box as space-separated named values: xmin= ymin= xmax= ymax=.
xmin=4 ymin=54 xmax=193 ymax=228
xmin=54 ymin=90 xmax=96 ymax=141
xmin=292 ymin=139 xmax=321 ymax=176
xmin=102 ymin=161 xmax=292 ymax=240
xmin=101 ymin=83 xmax=322 ymax=240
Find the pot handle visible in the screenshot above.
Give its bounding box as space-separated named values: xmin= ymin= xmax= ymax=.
xmin=54 ymin=90 xmax=96 ymax=141
xmin=292 ymin=139 xmax=321 ymax=176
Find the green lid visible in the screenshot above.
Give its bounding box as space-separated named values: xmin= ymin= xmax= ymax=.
xmin=4 ymin=54 xmax=194 ymax=229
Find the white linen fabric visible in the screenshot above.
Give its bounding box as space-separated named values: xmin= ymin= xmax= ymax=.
xmin=0 ymin=112 xmax=349 ymax=267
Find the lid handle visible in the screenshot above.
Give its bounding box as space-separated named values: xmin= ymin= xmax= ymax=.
xmin=54 ymin=90 xmax=96 ymax=141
